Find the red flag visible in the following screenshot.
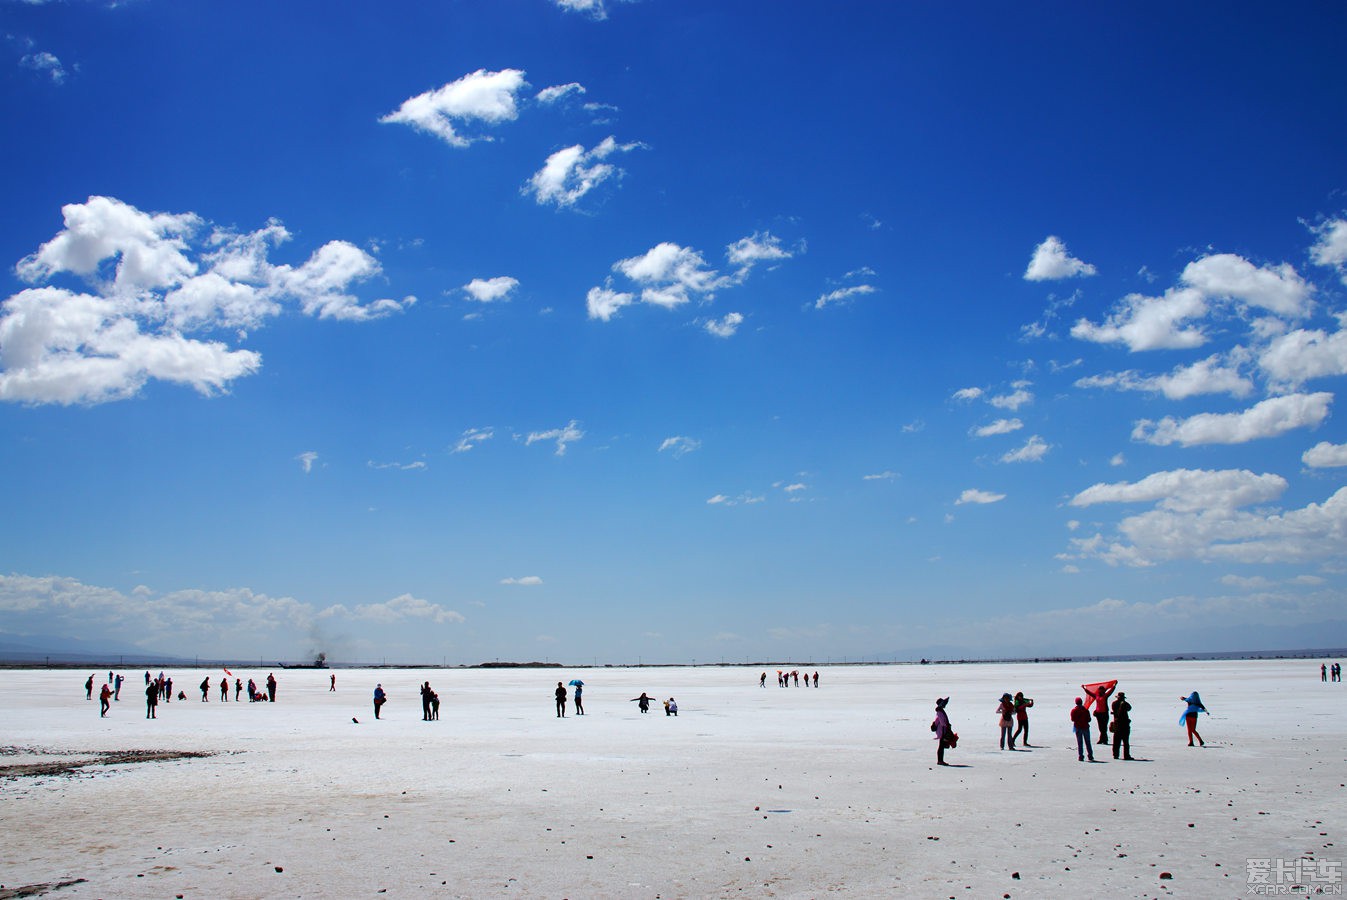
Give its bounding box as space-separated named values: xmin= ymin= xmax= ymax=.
xmin=223 ymin=667 xmax=233 ymax=677
xmin=1081 ymin=680 xmax=1117 ymax=709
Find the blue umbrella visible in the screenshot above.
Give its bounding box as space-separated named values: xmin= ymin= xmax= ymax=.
xmin=568 ymin=679 xmax=584 ymax=687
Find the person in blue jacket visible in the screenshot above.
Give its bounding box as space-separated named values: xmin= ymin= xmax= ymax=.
xmin=1179 ymin=691 xmax=1207 ymax=747
xmin=373 ymin=684 xmax=387 ymax=719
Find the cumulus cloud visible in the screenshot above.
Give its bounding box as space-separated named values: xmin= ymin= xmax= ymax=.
xmin=704 ymin=311 xmax=744 ymax=338
xmin=1069 ymin=468 xmax=1288 ymax=513
xmin=1001 ymin=435 xmax=1050 ymax=463
xmin=988 ymin=385 xmax=1033 ymax=411
xmin=973 ymin=418 xmax=1022 ymax=437
xmin=325 ymin=593 xmax=464 ymax=625
xmin=1071 ymin=287 xmax=1208 ymax=351
xmin=1072 ymin=252 xmax=1313 ymax=353
xmin=20 ymin=50 xmax=67 ymax=84
xmin=726 ymin=232 xmax=796 ymax=271
xmin=462 ymin=276 xmax=519 ymax=303
xmin=585 ymin=285 xmax=634 ymax=322
xmin=525 ymin=419 xmax=584 ymax=456
xmin=1310 ymin=217 xmax=1347 ymax=283
xmin=956 ymin=489 xmax=1005 ymax=505
xmin=1304 ymin=441 xmax=1347 ymax=468
xmin=658 ymin=435 xmax=701 ymax=457
xmin=380 ymin=68 xmax=527 ymax=147
xmin=524 ymin=136 xmax=644 ymax=207
xmin=1259 ymin=321 xmax=1347 ymax=388
xmin=814 ymin=284 xmax=876 ymax=310
xmin=1025 ymin=235 xmax=1097 ymax=281
xmin=1 ymin=197 xmax=408 ymax=406
xmin=535 ymin=82 xmax=585 ymax=104
xmin=1132 ymin=392 xmax=1332 ymax=447
xmin=1076 ymin=353 xmax=1254 ymax=400
xmin=1064 ymin=480 xmax=1347 ymax=567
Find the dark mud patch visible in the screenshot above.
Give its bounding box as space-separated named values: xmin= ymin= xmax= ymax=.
xmin=0 ymin=747 xmax=216 ymax=779
xmin=0 ymin=878 xmax=87 ymax=898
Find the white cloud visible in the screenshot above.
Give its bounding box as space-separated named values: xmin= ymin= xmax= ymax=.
xmin=1024 ymin=235 xmax=1097 ymax=281
xmin=1070 ymin=468 xmax=1288 ymax=513
xmin=725 ymin=231 xmax=795 ymax=270
xmin=367 ymin=459 xmax=427 ymax=471
xmin=526 ymin=419 xmax=584 ymax=456
xmin=296 ymin=451 xmax=318 ymax=474
xmin=535 ymin=82 xmax=585 ymax=104
xmin=1259 ymin=322 xmax=1347 ymax=388
xmin=1180 ymin=253 xmax=1312 ymax=318
xmin=952 ymin=387 xmax=984 ymax=402
xmin=1071 ymin=287 xmax=1208 ymax=351
xmin=20 ymin=50 xmax=66 ymax=84
xmin=524 ymin=136 xmax=643 ymax=207
xmin=706 ymin=491 xmax=765 ymax=507
xmin=814 ymin=284 xmax=875 ymax=310
xmin=453 ymin=427 xmax=494 ymax=453
xmin=1304 ymin=441 xmax=1347 ymax=468
xmin=337 ymin=593 xmax=464 ymax=625
xmin=500 ymin=576 xmax=543 ymax=586
xmin=988 ymin=387 xmax=1033 ymax=411
xmin=972 ymin=418 xmax=1022 ymax=437
xmin=704 ymin=311 xmax=744 ymax=338
xmin=956 ymin=489 xmax=1005 ymax=505
xmin=585 ymin=285 xmax=634 ymax=321
xmin=1310 ymin=217 xmax=1347 ymax=283
xmin=658 ymin=435 xmax=701 ymax=457
xmin=1075 ymin=354 xmax=1254 ymax=400
xmin=1132 ymin=392 xmax=1332 ymax=447
xmin=463 ymin=276 xmax=519 ymax=303
xmin=615 ymin=242 xmax=726 ymax=296
xmin=1065 ymin=483 xmax=1347 ymax=567
xmin=1110 ymin=453 xmax=1126 ymax=467
xmin=550 ymin=0 xmax=616 ymax=19
xmin=1001 ymin=435 xmax=1050 ymax=463
xmin=782 ymin=482 xmax=807 ymax=493
xmin=863 ymin=471 xmax=899 ymax=481
xmin=379 ymin=68 xmax=527 ymax=148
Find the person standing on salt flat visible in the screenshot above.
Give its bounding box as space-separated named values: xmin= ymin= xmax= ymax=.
xmin=372 ymin=683 xmax=387 ymax=719
xmin=1070 ymin=697 xmax=1095 ymax=762
xmin=99 ymin=682 xmax=112 ymax=718
xmin=631 ymin=692 xmax=654 ymax=713
xmin=1179 ymin=692 xmax=1207 ymax=747
xmin=114 ymin=673 xmax=123 ymax=700
xmin=145 ymin=679 xmax=158 ymax=719
xmin=1012 ymin=692 xmax=1033 ymax=747
xmin=330 ymin=673 xmax=336 ymax=691
xmin=421 ymin=681 xmax=434 ymax=721
xmin=1082 ymin=680 xmax=1117 ymax=745
xmin=932 ymin=697 xmax=954 ymax=766
xmin=84 ymin=674 xmax=93 ymax=700
xmin=266 ymin=673 xmax=277 ymax=702
xmin=234 ymin=678 xmax=242 ymax=701
xmin=997 ymin=693 xmax=1016 ymax=750
xmin=1111 ymin=691 xmax=1133 ymax=760
xmin=220 ymin=677 xmax=229 ymax=702
xmin=199 ymin=676 xmax=210 ymax=701
xmin=555 ymin=682 xmax=567 ymax=718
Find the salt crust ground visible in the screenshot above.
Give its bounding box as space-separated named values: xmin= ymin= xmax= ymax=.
xmin=1 ymin=660 xmax=1344 ymax=899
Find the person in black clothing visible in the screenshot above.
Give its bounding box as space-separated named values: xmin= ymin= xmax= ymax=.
xmin=555 ymin=682 xmax=567 ymax=717
xmin=84 ymin=674 xmax=94 ymax=700
xmin=200 ymin=677 xmax=211 ymax=701
xmin=220 ymin=677 xmax=229 ymax=702
xmin=421 ymin=682 xmax=434 ymax=721
xmin=1111 ymin=691 xmax=1133 ymax=760
xmin=145 ymin=680 xmax=158 ymax=719
xmin=266 ymin=673 xmax=277 ymax=702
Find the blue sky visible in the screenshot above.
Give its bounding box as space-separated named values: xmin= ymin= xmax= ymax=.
xmin=2 ymin=1 xmax=1346 ymax=664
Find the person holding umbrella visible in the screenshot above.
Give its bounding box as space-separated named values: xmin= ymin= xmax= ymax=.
xmin=569 ymin=679 xmax=585 ymax=715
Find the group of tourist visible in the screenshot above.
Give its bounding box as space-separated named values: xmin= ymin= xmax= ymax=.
xmin=932 ymin=684 xmax=1208 ymax=766
xmin=86 ymin=670 xmax=278 ymax=719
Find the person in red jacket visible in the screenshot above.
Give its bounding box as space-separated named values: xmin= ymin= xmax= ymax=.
xmin=1070 ymin=697 xmax=1095 ymax=762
